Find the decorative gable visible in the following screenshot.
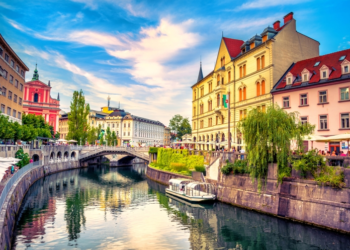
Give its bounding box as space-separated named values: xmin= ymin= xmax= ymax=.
xmin=319 ymin=65 xmax=330 ymax=79
xmin=301 ymin=68 xmax=310 ymax=82
xmin=286 ymin=72 xmax=294 ymax=85
xmin=341 ymin=59 xmax=350 ymax=74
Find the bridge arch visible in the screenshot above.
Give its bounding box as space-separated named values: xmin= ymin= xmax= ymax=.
xmin=50 ymin=152 xmax=55 ymax=160
xmin=32 ymin=154 xmax=39 ymax=162
xmin=57 ymin=151 xmax=62 ymax=159
xmin=64 ymin=151 xmax=69 ymax=159
xmin=71 ymin=151 xmax=76 ymax=158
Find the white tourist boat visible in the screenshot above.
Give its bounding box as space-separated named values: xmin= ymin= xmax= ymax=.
xmin=166 ymin=179 xmax=216 ymax=202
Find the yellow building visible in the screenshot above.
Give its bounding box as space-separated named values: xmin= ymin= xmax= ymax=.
xmin=191 ymin=12 xmax=319 ymax=150
xmin=58 ymin=111 xmax=69 ymax=139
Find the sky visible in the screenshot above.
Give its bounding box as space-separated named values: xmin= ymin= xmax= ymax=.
xmin=1 ymin=0 xmax=349 ymax=125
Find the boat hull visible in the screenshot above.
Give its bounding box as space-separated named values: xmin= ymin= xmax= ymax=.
xmin=165 ymin=188 xmax=215 ymax=202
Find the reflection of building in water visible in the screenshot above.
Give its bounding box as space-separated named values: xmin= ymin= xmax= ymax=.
xmin=19 ymin=198 xmax=56 ymax=242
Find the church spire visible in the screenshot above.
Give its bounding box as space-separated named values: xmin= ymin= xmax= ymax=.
xmin=197 ymin=61 xmax=203 ymax=83
xmin=48 ymin=80 xmax=51 ymax=87
xmin=32 ymin=64 xmax=39 ymax=81
xmin=57 ymin=93 xmax=60 ymax=101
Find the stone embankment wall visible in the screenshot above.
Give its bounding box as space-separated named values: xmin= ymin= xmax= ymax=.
xmin=210 ymin=164 xmax=350 ymax=234
xmin=146 ymin=166 xmax=191 ymax=185
xmin=0 ymin=161 xmax=81 ymax=250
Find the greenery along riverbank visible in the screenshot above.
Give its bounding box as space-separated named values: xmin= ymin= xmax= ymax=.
xmin=149 ymin=148 xmax=205 ymax=176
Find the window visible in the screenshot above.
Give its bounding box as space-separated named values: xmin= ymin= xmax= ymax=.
xmin=239 ymin=88 xmax=242 ymax=101
xmin=322 ymin=71 xmax=327 ymax=78
xmin=319 ymin=115 xmax=328 ymax=130
xmin=128 ymin=132 xmax=130 ymax=136
xmin=344 ymin=66 xmax=349 ymax=73
xmin=283 ymin=97 xmax=289 ymax=108
xmin=314 ymin=61 xmax=320 ymax=67
xmin=193 ymin=90 xmax=196 ymax=99
xmin=16 ymin=65 xmax=19 ymax=72
xmin=208 ymin=82 xmax=212 ymax=92
xmin=2 ymin=70 xmax=7 ymax=79
xmin=239 ymin=66 xmax=242 ymax=78
xmin=243 ymin=64 xmax=246 ymax=76
xmin=1 ymin=87 xmax=6 ymax=96
xmin=20 ymin=84 xmax=23 ymax=91
xmin=228 ymin=71 xmax=231 ymax=82
xmin=5 ymin=54 xmax=9 ymax=62
xmin=261 ymin=80 xmax=265 ymax=95
xmin=261 ymin=55 xmax=265 ymax=68
xmin=194 ymin=122 xmax=196 ymax=129
xmin=1 ymin=104 xmax=4 ymax=113
xmin=240 ymin=110 xmax=243 ymax=120
xmin=341 ymin=114 xmax=349 ymax=129
xmin=21 ymin=70 xmax=24 ymax=77
xmin=13 ymin=109 xmax=16 ymax=117
xmin=262 ymin=105 xmax=266 ymax=113
xmin=10 ymin=60 xmax=14 ymax=67
xmin=8 ymin=91 xmax=12 ymax=100
xmin=15 ymin=80 xmax=18 ymax=88
xmin=18 ymin=112 xmax=21 ymax=119
xmin=301 ymin=117 xmax=308 ymax=125
xmin=216 ymin=116 xmax=219 ymax=125
xmin=339 ymin=55 xmax=346 ymax=61
xmin=256 ymin=82 xmax=260 ymax=96
xmin=257 ymin=57 xmax=261 ymax=71
xmin=287 ymin=77 xmax=292 ymax=85
xmin=14 ymin=94 xmax=17 ymax=103
xmin=340 ymin=87 xmax=349 ymax=100
xmin=200 ymin=87 xmax=204 ymax=97
xmin=208 ymin=118 xmax=212 ymax=127
xmin=7 ymin=107 xmax=11 ymax=115
xmin=243 ymin=87 xmax=246 ymax=100
xmin=217 ymin=75 xmax=220 ymax=86
xmin=0 ymin=46 xmax=2 ymax=56
xmin=222 ymin=117 xmax=224 ymax=124
xmin=9 ymin=75 xmax=13 ymax=84
xmin=19 ymin=98 xmax=22 ymax=105
xmin=34 ymin=93 xmax=39 ymax=102
xmin=217 ymin=94 xmax=220 ymax=107
xmin=193 ymin=106 xmax=196 ymax=116
xmin=303 ymin=74 xmax=308 ymax=82
xmin=200 ymin=104 xmax=203 ymax=114
xmin=319 ymin=91 xmax=327 ymax=103
xmin=300 ymin=94 xmax=308 ymax=106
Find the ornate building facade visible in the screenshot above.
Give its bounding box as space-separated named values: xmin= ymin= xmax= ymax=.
xmin=191 ymin=12 xmax=320 ymax=150
xmin=0 ymin=34 xmax=29 ymax=124
xmin=23 ymin=66 xmax=60 ymax=132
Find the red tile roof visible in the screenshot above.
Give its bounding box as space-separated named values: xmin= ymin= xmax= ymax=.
xmin=274 ymin=48 xmax=350 ymax=90
xmin=223 ymin=37 xmax=244 ymax=58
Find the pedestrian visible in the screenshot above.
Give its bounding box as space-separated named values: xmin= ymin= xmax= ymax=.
xmin=11 ymin=165 xmax=15 ymax=174
xmin=30 ymin=158 xmax=33 ymax=163
xmin=240 ymin=148 xmax=245 ymax=160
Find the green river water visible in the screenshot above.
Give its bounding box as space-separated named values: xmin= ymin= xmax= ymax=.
xmin=11 ymin=164 xmax=350 ymax=250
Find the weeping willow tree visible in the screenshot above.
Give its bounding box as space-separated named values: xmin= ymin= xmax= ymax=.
xmin=239 ymin=105 xmax=315 ymax=189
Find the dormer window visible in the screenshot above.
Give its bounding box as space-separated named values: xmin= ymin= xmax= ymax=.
xmin=287 ymin=77 xmax=292 ymax=85
xmin=320 ymin=65 xmax=330 ymax=79
xmin=322 ymin=71 xmax=327 ymax=78
xmin=341 ymin=59 xmax=350 ymax=74
xmin=345 ymin=66 xmax=349 ymax=73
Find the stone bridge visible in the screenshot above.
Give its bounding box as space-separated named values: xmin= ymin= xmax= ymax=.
xmin=79 ymin=146 xmax=149 ymax=165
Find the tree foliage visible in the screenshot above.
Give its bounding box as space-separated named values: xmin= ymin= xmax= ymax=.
xmin=169 ymin=114 xmax=192 ymax=140
xmin=239 ymin=105 xmax=315 ymax=188
xmin=67 ymin=90 xmax=90 ymax=144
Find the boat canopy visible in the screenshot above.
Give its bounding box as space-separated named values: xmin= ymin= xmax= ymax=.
xmin=186 ymin=182 xmax=215 ymax=195
xmin=169 ymin=179 xmax=191 ymax=185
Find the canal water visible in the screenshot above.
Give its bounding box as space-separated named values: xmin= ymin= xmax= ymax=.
xmin=12 ymin=164 xmax=350 ymax=250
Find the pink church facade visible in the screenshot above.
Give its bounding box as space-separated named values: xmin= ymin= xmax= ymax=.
xmin=272 ymin=49 xmax=350 ymax=154
xmin=23 ymin=66 xmax=60 ymax=132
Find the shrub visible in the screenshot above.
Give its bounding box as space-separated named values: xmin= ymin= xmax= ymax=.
xmin=15 ymin=148 xmax=30 ymax=169
xmin=292 ymin=149 xmax=324 ymax=178
xmin=315 ymin=166 xmax=345 ymax=189
xmin=187 ymin=155 xmax=204 ymax=170
xmin=195 ymin=166 xmax=206 ymax=172
xmin=221 ymin=160 xmax=250 ymax=175
xmin=149 ymin=147 xmax=158 ymax=154
xmin=170 ymin=163 xmax=188 ymax=172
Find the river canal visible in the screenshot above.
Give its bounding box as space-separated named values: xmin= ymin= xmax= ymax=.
xmin=12 ymin=164 xmax=350 ymax=250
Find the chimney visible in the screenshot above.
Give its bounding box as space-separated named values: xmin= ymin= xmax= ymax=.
xmin=283 ymin=12 xmax=294 ymax=24
xmin=273 ymin=21 xmax=280 ymax=30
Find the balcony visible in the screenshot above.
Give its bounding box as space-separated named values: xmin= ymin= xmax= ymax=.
xmin=214 ymin=105 xmax=226 ymax=114
xmin=214 ymin=84 xmax=226 ymax=94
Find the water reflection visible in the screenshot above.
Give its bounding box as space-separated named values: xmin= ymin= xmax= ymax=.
xmin=12 ymin=165 xmax=350 ymax=250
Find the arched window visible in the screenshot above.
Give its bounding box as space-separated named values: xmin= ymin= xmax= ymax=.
xmin=228 ymin=71 xmax=231 ymax=82
xmin=193 ymin=90 xmax=196 ymax=99
xmin=257 ymin=58 xmax=261 ymax=71
xmin=261 ymin=55 xmax=265 ymax=69
xmin=217 ymin=75 xmax=220 ymax=86
xmin=261 ymin=80 xmax=265 ymax=95
xmin=217 ymin=94 xmax=220 ymax=107
xmin=34 ymin=93 xmax=39 ymax=103
xmin=243 ymin=87 xmax=246 ymax=100
xmin=239 ymin=89 xmax=242 ymax=101
xmin=243 ymin=64 xmax=246 ymax=76
xmin=211 ymin=134 xmax=213 ymax=141
xmin=256 ymin=82 xmax=260 ymax=96
xmin=239 ymin=66 xmax=242 ymax=78
xmin=193 ymin=106 xmax=196 ymax=116
xmin=221 ymin=133 xmax=225 ymax=142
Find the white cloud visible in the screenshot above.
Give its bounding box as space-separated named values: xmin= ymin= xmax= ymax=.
xmin=235 ymin=0 xmax=309 ymax=10
xmin=0 ymin=2 xmax=14 ymax=10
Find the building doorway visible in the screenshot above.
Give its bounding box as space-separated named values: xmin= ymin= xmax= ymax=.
xmin=329 ymin=142 xmax=340 ymax=155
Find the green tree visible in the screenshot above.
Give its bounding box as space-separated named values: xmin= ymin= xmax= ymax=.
xmin=239 ymin=105 xmax=315 ymax=189
xmin=55 ymin=132 xmax=60 ymax=139
xmin=99 ymin=135 xmax=105 ymax=145
xmin=87 ymin=127 xmax=97 ymax=145
xmin=12 ymin=122 xmax=23 ymax=142
xmin=67 ymin=90 xmax=90 ymax=144
xmin=105 ymin=127 xmax=112 ymax=146
xmin=169 ymin=114 xmax=192 ymax=140
xmin=111 ymin=131 xmax=117 ymax=146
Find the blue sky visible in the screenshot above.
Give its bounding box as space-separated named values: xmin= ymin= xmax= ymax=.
xmin=1 ymin=0 xmax=349 ymax=125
